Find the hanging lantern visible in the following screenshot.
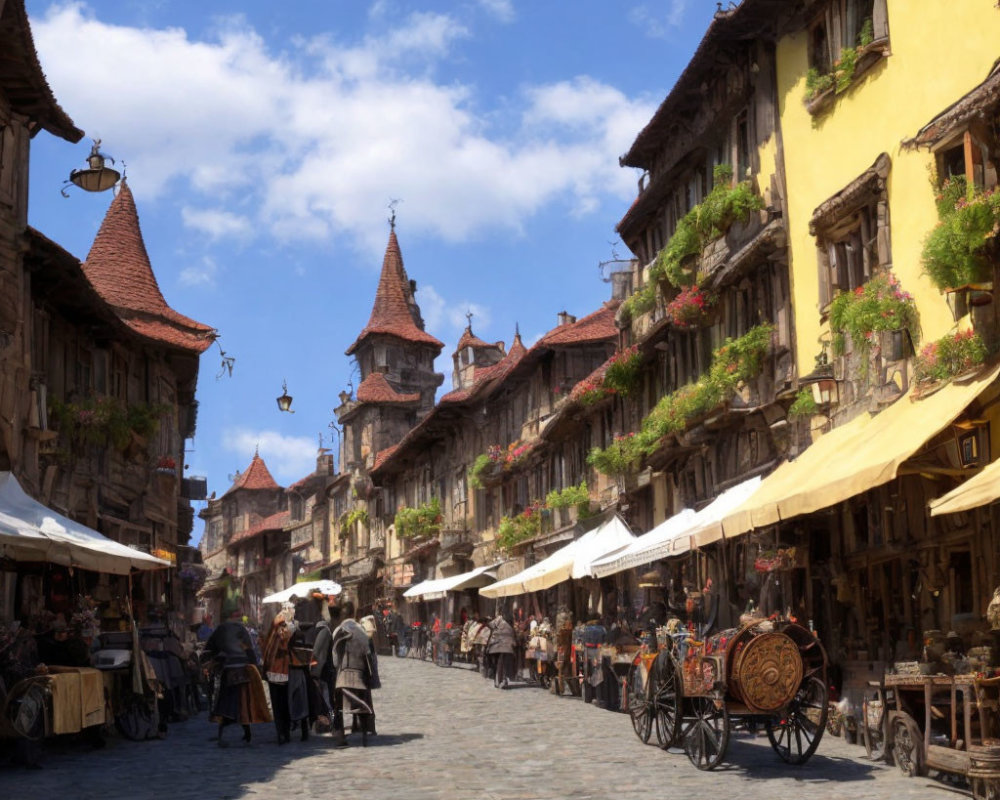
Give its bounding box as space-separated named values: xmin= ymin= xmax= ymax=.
xmin=276 ymin=380 xmax=294 ymax=413
xmin=63 ymin=139 xmax=120 ymax=195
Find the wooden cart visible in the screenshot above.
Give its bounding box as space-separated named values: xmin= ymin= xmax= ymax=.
xmin=871 ymin=673 xmax=1000 ymax=800
xmin=626 ymin=619 xmax=828 ymax=770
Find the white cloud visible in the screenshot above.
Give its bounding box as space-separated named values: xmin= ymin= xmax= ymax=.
xmin=478 ymin=0 xmax=516 ymax=23
xmin=178 ymin=255 xmax=220 ymax=287
xmin=221 ymin=428 xmax=316 ymax=484
xmin=34 ymin=3 xmax=653 ymax=257
xmin=180 ymin=206 xmax=252 ymax=240
xmin=628 ymin=1 xmax=688 ymax=39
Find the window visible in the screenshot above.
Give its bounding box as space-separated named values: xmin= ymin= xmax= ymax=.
xmin=808 ymin=0 xmax=886 ymax=75
xmin=936 ymin=126 xmax=998 ymax=193
xmin=811 ymin=154 xmax=890 ymax=309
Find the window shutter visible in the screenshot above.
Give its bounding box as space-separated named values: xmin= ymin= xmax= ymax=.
xmin=817 ymin=244 xmax=832 ymax=308
xmin=872 ymin=0 xmax=889 ymax=41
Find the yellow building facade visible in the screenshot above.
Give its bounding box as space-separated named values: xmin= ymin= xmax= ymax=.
xmin=777 ymin=0 xmax=1000 ymax=378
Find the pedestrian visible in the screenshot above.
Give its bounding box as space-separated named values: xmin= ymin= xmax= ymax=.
xmin=485 ymin=612 xmax=516 ymax=689
xmin=288 ymin=614 xmax=327 ymax=742
xmin=331 ymin=601 xmax=380 ymax=743
xmin=311 ymin=602 xmax=345 ymax=744
xmin=204 ymin=612 xmax=271 ymax=746
xmin=261 ymin=611 xmax=294 ymax=744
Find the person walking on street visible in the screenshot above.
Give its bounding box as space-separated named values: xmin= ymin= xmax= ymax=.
xmin=205 ymin=612 xmax=271 ymax=746
xmin=486 ymin=613 xmax=516 ymax=689
xmin=261 ymin=612 xmax=294 ymax=744
xmin=331 ymin=601 xmax=380 ymax=744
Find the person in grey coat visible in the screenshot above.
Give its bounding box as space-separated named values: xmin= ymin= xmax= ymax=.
xmin=331 ymin=601 xmax=380 ymax=744
xmin=485 ymin=613 xmax=516 ymax=689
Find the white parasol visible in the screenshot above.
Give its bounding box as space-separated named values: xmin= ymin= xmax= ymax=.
xmin=262 ymin=579 xmax=342 ymax=604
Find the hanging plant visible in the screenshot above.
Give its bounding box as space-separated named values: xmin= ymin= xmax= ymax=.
xmin=495 ymin=504 xmax=542 ymax=551
xmin=829 ymin=272 xmax=919 ymax=367
xmin=913 ymin=330 xmax=988 ymax=385
xmin=922 ymin=176 xmax=1000 ymax=291
xmin=788 ymin=388 xmax=819 ymax=419
xmin=394 ymin=497 xmax=442 ymax=540
xmin=339 ymin=507 xmax=369 ymax=537
xmin=665 ymin=285 xmax=717 ymax=328
xmin=603 ymin=345 xmax=642 ymax=396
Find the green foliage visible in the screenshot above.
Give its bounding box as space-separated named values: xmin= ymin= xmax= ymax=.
xmin=544 ymin=481 xmax=589 ymax=510
xmin=805 ymin=18 xmax=873 ymax=102
xmin=834 ymin=46 xmax=858 ymax=93
xmin=806 ymin=67 xmax=835 ymax=99
xmin=588 ymin=324 xmax=773 ymax=475
xmin=602 ymin=346 xmax=642 ymax=397
xmin=339 ymin=507 xmax=369 ymax=537
xmin=468 ymin=453 xmax=493 ymax=490
xmin=922 ymin=177 xmax=1000 ymax=290
xmin=621 ymin=283 xmax=657 ymax=321
xmin=858 ymin=18 xmax=874 ymax=48
xmin=495 ymin=505 xmax=541 ymax=551
xmin=829 ymin=273 xmax=920 ymax=368
xmin=394 ymin=497 xmax=443 ymax=540
xmin=48 ymin=396 xmax=170 ymax=452
xmin=914 ymin=330 xmax=988 ymax=384
xmin=788 ymin=388 xmax=819 ymax=419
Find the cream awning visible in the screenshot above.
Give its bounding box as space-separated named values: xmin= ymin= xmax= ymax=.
xmin=479 ymin=516 xmax=635 ymax=598
xmin=0 ymin=472 xmax=170 ymax=574
xmin=592 ymin=476 xmax=763 ymax=577
xmin=704 ymin=364 xmax=1000 ymax=544
xmin=407 ymin=564 xmax=499 ymax=601
xmin=929 ymin=458 xmax=1000 ymax=516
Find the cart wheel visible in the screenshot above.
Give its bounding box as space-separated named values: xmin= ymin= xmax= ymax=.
xmin=3 ymin=679 xmax=48 ymax=741
xmin=973 ymin=778 xmax=1000 ymax=800
xmin=626 ymin=659 xmax=653 ymax=744
xmin=890 ymin=716 xmax=921 ymax=777
xmin=116 ymin=694 xmax=158 ymax=741
xmin=652 ymin=650 xmax=683 ymax=750
xmin=765 ymin=675 xmax=828 ymax=765
xmin=683 ymin=696 xmax=729 ymax=770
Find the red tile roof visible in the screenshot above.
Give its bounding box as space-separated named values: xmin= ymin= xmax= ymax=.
xmin=346 ymin=230 xmax=444 ymax=355
xmin=537 ymin=303 xmax=618 ymax=346
xmin=82 ymin=182 xmax=216 ymax=354
xmin=453 ymin=326 xmax=497 ymax=355
xmin=223 ymin=452 xmax=281 ymax=497
xmin=440 ymin=330 xmax=526 ymax=405
xmin=373 ymin=445 xmax=399 ymax=471
xmin=229 ymin=510 xmax=290 ymax=545
xmin=2 ymin=0 xmax=82 ymax=142
xmin=356 ymin=371 xmax=421 ymax=405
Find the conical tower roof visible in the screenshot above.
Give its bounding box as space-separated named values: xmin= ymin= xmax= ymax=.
xmin=345 ymin=229 xmax=443 ymax=355
xmin=83 ymin=181 xmax=215 ymax=353
xmin=223 ymin=451 xmax=281 ymax=497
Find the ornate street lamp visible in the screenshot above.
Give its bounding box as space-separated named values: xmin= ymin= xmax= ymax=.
xmin=62 ymin=139 xmax=120 ymax=196
xmin=276 ymin=379 xmax=294 ymax=413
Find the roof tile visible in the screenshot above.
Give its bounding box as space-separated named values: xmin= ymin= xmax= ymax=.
xmin=229 ymin=510 xmax=290 ymax=545
xmin=537 ymin=303 xmax=618 ymax=346
xmin=82 ymin=182 xmax=215 ymax=354
xmin=223 ymin=452 xmax=281 ymax=497
xmin=356 ymin=371 xmax=421 ymax=405
xmin=346 ymin=230 xmax=444 ymax=355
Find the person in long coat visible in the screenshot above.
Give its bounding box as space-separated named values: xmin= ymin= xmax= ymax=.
xmin=331 ymin=601 xmax=380 ymax=744
xmin=485 ymin=613 xmax=516 ymax=689
xmin=261 ymin=612 xmax=294 ymax=744
xmin=311 ymin=604 xmax=345 ymax=744
xmin=205 ymin=614 xmax=271 ymax=746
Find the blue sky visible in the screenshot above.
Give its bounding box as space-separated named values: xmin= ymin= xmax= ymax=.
xmin=24 ymin=0 xmax=717 ymax=542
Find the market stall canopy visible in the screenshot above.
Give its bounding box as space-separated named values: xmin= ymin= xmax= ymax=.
xmin=480 ymin=515 xmax=635 ymax=598
xmin=0 ymin=471 xmax=170 ymax=574
xmin=404 ymin=564 xmax=499 ymax=601
xmin=705 ymin=364 xmax=1000 ymax=545
xmin=261 ymin=579 xmax=342 ymax=604
xmin=591 ymin=476 xmax=762 ymax=578
xmin=929 ymin=457 xmax=1000 ymax=516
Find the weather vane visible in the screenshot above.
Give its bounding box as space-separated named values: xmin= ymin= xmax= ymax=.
xmin=388 ymin=198 xmax=401 ymax=230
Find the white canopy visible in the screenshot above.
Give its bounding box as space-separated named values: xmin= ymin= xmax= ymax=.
xmin=480 ymin=515 xmax=635 ymax=598
xmin=262 ymin=579 xmax=343 ymax=604
xmin=403 ymin=564 xmax=498 ymax=601
xmin=0 ymin=471 xmax=170 ymax=574
xmin=590 ymin=476 xmax=762 ymax=578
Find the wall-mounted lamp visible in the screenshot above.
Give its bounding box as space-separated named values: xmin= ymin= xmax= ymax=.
xmin=276 ymin=380 xmax=294 ymax=413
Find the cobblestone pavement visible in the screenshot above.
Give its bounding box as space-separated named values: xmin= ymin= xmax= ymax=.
xmin=0 ymin=657 xmax=968 ymax=800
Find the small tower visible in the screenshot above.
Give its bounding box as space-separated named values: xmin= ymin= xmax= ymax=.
xmin=451 ymin=313 xmax=505 ymax=391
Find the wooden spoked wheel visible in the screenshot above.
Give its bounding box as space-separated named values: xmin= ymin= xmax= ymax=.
xmin=765 ymin=675 xmax=829 ymax=764
xmin=652 ymin=650 xmax=683 ymax=749
xmin=891 ymin=716 xmax=921 ymax=777
xmin=626 ymin=657 xmax=653 ymax=744
xmin=683 ymin=696 xmax=730 ymax=770
xmin=973 ymin=778 xmax=1000 ymax=800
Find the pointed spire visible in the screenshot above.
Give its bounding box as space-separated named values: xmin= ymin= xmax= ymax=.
xmin=345 ymin=228 xmax=444 ymax=355
xmin=82 ymin=180 xmax=215 ymax=353
xmin=223 ymin=451 xmax=281 ymax=496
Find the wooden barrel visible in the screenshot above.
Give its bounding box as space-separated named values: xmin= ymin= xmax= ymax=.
xmin=728 ymin=630 xmax=803 ymax=713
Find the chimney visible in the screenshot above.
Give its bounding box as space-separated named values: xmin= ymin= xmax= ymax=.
xmin=409 ymin=279 xmax=417 ymax=294
xmin=557 ymin=311 xmax=576 ymax=326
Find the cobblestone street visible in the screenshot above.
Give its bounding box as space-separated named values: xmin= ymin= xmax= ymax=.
xmin=0 ymin=656 xmax=960 ymax=800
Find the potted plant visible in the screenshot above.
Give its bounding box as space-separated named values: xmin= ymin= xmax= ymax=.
xmin=665 ymin=285 xmax=717 ymax=329
xmin=155 ymin=455 xmax=176 ymax=475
